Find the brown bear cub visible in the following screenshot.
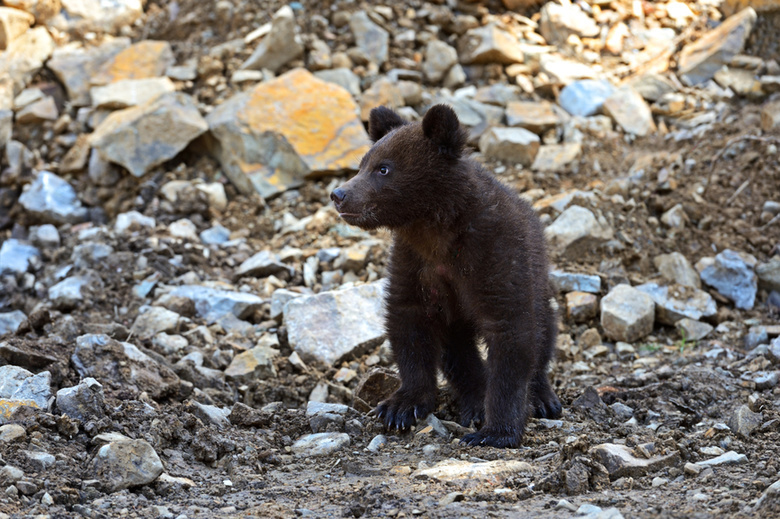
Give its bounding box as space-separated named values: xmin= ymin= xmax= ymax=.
xmin=331 ymin=105 xmax=561 ymax=447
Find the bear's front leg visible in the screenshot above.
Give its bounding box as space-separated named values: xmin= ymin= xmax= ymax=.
xmin=376 ymin=309 xmax=441 ymax=430
xmin=461 ymin=325 xmax=536 ymax=448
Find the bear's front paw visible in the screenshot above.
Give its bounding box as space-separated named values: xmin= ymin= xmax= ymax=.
xmin=376 ymin=391 xmax=434 ymax=430
xmin=460 ymin=427 xmax=522 ymax=448
xmin=532 ymin=389 xmax=562 ymax=419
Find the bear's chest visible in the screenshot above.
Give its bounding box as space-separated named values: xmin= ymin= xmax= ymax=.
xmin=419 ymin=263 xmax=469 ymax=320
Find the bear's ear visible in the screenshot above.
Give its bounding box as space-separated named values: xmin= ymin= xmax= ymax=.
xmin=368 ymin=106 xmax=407 ymax=143
xmin=422 ymin=104 xmax=467 ymax=158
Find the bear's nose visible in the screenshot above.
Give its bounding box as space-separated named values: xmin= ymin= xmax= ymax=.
xmin=330 ymin=188 xmax=346 ymax=205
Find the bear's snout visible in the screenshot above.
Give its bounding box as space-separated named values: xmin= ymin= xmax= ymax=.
xmin=331 ymin=187 xmax=346 ymax=205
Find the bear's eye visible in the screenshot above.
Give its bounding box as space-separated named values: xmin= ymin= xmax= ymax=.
xmin=378 ymin=166 xmax=390 ymax=176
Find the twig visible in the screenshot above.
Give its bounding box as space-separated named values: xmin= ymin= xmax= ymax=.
xmin=725 ymin=179 xmax=750 ymax=206
xmin=761 ymin=213 xmax=780 ymax=231
xmin=702 ymin=135 xmax=780 ymax=198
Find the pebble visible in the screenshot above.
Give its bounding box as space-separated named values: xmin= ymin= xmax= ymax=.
xmin=19 ymin=170 xmax=88 ymax=224
xmin=49 ymin=275 xmax=99 ymax=310
xmin=224 ymin=344 xmax=279 ymax=382
xmin=600 ymin=284 xmax=655 ymax=343
xmin=236 ymin=250 xmax=294 ymax=280
xmin=566 ymin=292 xmax=599 ymax=322
xmin=654 ymin=252 xmax=701 ymax=288
xmin=291 ymin=432 xmax=350 ymax=457
xmin=29 ymin=224 xmax=60 ymax=248
xmin=545 ymin=206 xmax=614 ymax=258
xmin=756 ymin=257 xmax=780 ymax=293
xmin=92 ymin=439 xmax=164 ymax=493
xmin=158 ymin=285 xmax=264 ymax=322
xmin=603 ymin=87 xmax=656 ymax=137
xmin=411 ymin=459 xmax=532 ymax=483
xmin=55 ymin=378 xmax=105 ymax=422
xmin=90 ymin=77 xmax=175 ymax=109
xmin=696 ymin=450 xmax=748 ymax=466
xmin=675 ymin=318 xmax=714 ymax=342
xmin=699 ymin=249 xmax=758 ymax=310
xmin=367 ymin=434 xmax=387 ymax=453
xmin=589 ymin=443 xmax=680 ymax=479
xmin=457 ymin=22 xmax=524 ymax=65
xmin=559 ymin=80 xmax=616 ymax=117
xmin=241 ymin=6 xmax=302 ymax=72
xmin=350 ymin=11 xmax=389 ymax=66
xmin=0 ymin=310 xmax=26 ymax=336
xmin=635 ymin=283 xmax=717 ymax=325
xmin=0 ymin=424 xmax=25 ymax=443
xmin=130 ymin=306 xmax=185 ymax=340
xmin=478 ymin=126 xmax=540 ymax=166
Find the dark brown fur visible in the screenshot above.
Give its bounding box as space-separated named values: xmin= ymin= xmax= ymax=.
xmin=331 ymin=105 xmax=561 ymax=447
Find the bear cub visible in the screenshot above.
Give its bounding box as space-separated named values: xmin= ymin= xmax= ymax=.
xmin=331 ymin=105 xmax=561 ymax=447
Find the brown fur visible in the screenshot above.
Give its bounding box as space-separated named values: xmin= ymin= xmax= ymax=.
xmin=331 ymin=105 xmax=561 ymax=447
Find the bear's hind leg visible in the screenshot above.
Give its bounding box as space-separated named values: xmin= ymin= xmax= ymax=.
xmin=442 ymin=321 xmax=486 ymax=427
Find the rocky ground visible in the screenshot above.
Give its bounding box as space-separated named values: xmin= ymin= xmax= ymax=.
xmin=1 ymin=0 xmax=780 ymax=517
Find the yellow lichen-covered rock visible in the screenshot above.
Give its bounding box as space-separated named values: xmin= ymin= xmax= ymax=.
xmin=0 ymin=26 xmax=54 ymax=95
xmin=0 ymin=399 xmax=39 ymax=423
xmin=207 ymin=68 xmax=370 ymax=199
xmin=91 ymin=40 xmax=174 ymax=86
xmin=0 ymin=7 xmax=35 ymax=51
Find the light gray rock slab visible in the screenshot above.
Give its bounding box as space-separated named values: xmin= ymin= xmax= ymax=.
xmin=0 ymin=310 xmax=26 ymax=336
xmin=635 ymin=282 xmax=717 ymax=325
xmin=92 ymin=439 xmax=163 ymax=492
xmin=600 ymin=284 xmax=655 ymax=343
xmin=590 ymin=443 xmax=680 ymax=479
xmin=0 ymin=239 xmax=40 ymax=275
xmin=291 ymin=432 xmax=350 ymax=456
xmin=696 ymin=450 xmax=747 ymax=467
xmin=559 ymin=79 xmax=615 ymax=117
xmin=241 ymin=6 xmax=303 ymax=72
xmin=544 ymin=206 xmax=613 ymax=258
xmin=19 ymin=170 xmax=88 ymax=224
xmin=350 ymin=11 xmax=388 ymax=65
xmin=158 ymin=285 xmax=265 ymax=323
xmin=699 ymin=249 xmax=757 ymax=310
xmin=549 ymin=270 xmax=601 ymax=294
xmin=654 ymin=252 xmax=701 ymax=288
xmin=55 ymin=378 xmax=105 ymax=422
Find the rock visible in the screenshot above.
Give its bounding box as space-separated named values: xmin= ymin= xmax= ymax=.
xmin=660 ymin=204 xmax=687 ymax=229
xmin=269 ymin=288 xmax=302 ymax=321
xmin=539 ymin=2 xmax=599 ymax=46
xmin=0 ymin=239 xmax=39 ymax=275
xmin=188 ymin=401 xmax=230 ymax=428
xmin=3 ymin=0 xmax=59 ymax=24
xmin=313 ymin=68 xmax=361 ymax=97
xmin=47 ymin=37 xmax=130 ymax=106
xmin=349 ymin=11 xmax=388 ymax=66
xmin=654 ymin=252 xmax=700 ymax=288
xmin=285 ymin=280 xmax=386 ymax=365
xmin=367 ymin=434 xmax=387 ymax=453
xmin=29 ymin=224 xmax=60 ymax=248
xmin=359 ymin=77 xmax=404 ymax=121
xmin=506 ymin=101 xmax=560 ymax=134
xmin=235 ymin=250 xmax=294 ymax=280
xmin=714 ymin=66 xmax=763 ymax=97
xmin=90 ymin=40 xmax=174 ymax=86
xmin=15 ymin=95 xmax=57 ymax=124
xmin=71 ymin=242 xmax=113 ymax=269
xmin=200 ymin=224 xmax=230 ymax=245
xmin=49 ymin=274 xmax=102 ymax=310
xmin=635 ymin=283 xmax=717 ymax=325
xmin=478 ymin=127 xmax=540 ymax=165
xmin=422 ymin=40 xmax=458 ymax=83
xmin=699 ymin=249 xmax=758 ymax=310
xmin=531 ymin=143 xmax=582 ymax=172
xmin=291 ymin=432 xmax=350 ymax=456
xmin=168 ymin=219 xmax=198 ymax=241
xmin=71 ymin=334 xmax=180 ymax=399
xmin=412 ymin=459 xmax=532 ymax=484
xmin=675 ymin=318 xmax=714 ymax=342
xmin=544 ymin=206 xmax=614 ymax=257
xmin=206 ymin=68 xmax=370 ymax=198
xmin=0 ymin=26 xmax=54 ymax=94
xmin=566 ymin=292 xmax=598 ymax=323
xmin=19 ymin=170 xmax=88 ymax=224
xmin=92 ymin=439 xmax=163 ymax=493
xmin=53 ymin=0 xmax=142 ymax=34
xmin=590 ymin=443 xmax=680 ymax=480
xmin=0 ymin=463 xmax=23 ymax=483
xmin=130 ymin=306 xmax=185 ymax=340
xmin=755 ymin=477 xmax=780 ymax=511
xmin=90 ymin=77 xmax=175 ymax=109
xmin=629 ymin=74 xmax=678 ymax=102
xmin=540 ymin=54 xmax=598 ymax=85
xmin=763 ymin=101 xmax=780 ymax=131
xmin=696 ymin=451 xmax=747 ymax=466
xmin=430 ymin=95 xmax=503 ymax=143
xmin=158 ymin=285 xmax=264 ymax=322
xmin=571 ymin=386 xmax=609 ymax=422
xmin=55 ymin=378 xmax=105 ymax=422
xmin=458 ymin=22 xmax=524 ymax=65
xmin=549 ymin=270 xmax=601 ymax=294
xmin=90 ymin=92 xmax=208 ymax=178
xmin=757 ymin=257 xmax=780 ymax=292
xmin=603 ymin=87 xmax=656 ymax=137
xmin=0 ymin=423 xmax=25 ymax=443
xmin=600 ymin=284 xmax=655 ymax=343
xmin=677 ymin=8 xmax=757 ymax=86
xmin=115 ymin=211 xmax=155 ymax=234
xmin=728 ymin=405 xmax=762 ymax=438
xmin=241 ymin=6 xmax=302 ymax=72
xmin=559 ymin=80 xmax=616 ymax=117
xmin=0 ymin=311 xmax=26 ymax=336
xmin=0 ymin=366 xmax=50 ymax=408
xmin=224 ymin=344 xmax=279 ymax=382
xmin=24 ymin=450 xmax=54 ymax=470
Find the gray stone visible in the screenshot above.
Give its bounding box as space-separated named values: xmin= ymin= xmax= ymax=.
xmin=130 ymin=306 xmax=185 ymax=340
xmin=55 ymin=378 xmax=105 ymax=422
xmin=0 ymin=27 xmax=54 ymax=95
xmin=19 ymin=171 xmax=88 ymax=224
xmin=224 ymin=343 xmax=279 ymax=382
xmin=29 ymin=224 xmax=60 ymax=248
xmin=506 ymin=101 xmax=560 ymax=134
xmin=350 ymin=11 xmax=388 ymax=66
xmin=661 ymin=204 xmax=687 ymax=229
xmin=756 ymin=478 xmax=780 ymax=511
xmin=675 ymin=318 xmax=714 ymax=342
xmin=549 ymin=270 xmax=601 ymax=294
xmin=23 ymin=450 xmax=54 ymax=470
xmin=654 ymin=252 xmax=700 ymax=288
xmin=235 ymin=250 xmax=294 ymax=279
xmin=768 ymin=337 xmax=780 ymax=364
xmin=291 ymin=432 xmax=350 ymax=456
xmin=241 ymin=6 xmax=303 ymax=72
xmin=313 ymin=68 xmax=361 ymax=97
xmin=0 ymin=424 xmax=25 ymax=443
xmin=200 ymin=224 xmax=231 ymax=245
xmin=539 ymin=2 xmax=599 ymax=46
xmin=600 ymin=284 xmax=655 ymax=343
xmin=53 ymin=0 xmax=143 ymax=34
xmin=90 ymin=77 xmax=175 ymax=109
xmin=699 ymin=249 xmax=758 ymax=310
xmin=306 ymin=401 xmax=350 ymax=417
xmin=566 ymin=292 xmax=598 ymax=322
xmin=0 ymin=365 xmax=32 ymax=396
xmin=92 ymin=439 xmax=163 ymax=493
xmin=72 ymin=334 xmax=180 ymax=400
xmin=728 ymin=405 xmax=762 ymax=438
xmin=0 ymin=311 xmax=26 ymax=336
xmin=71 ymin=242 xmax=114 ymax=269
xmin=457 ymin=22 xmax=525 ymax=65
xmin=603 ymin=87 xmax=656 ymax=136
xmin=478 ymin=127 xmax=540 ymax=166
xmin=422 ymin=40 xmax=458 ymax=83
xmin=367 ymin=434 xmax=387 ymax=453
xmin=115 ymin=211 xmax=155 ymax=234
xmin=753 ymin=371 xmax=780 ymax=390
xmin=635 ymin=283 xmax=717 ymax=325
xmin=531 ymin=143 xmax=582 ymax=172
xmin=168 ymin=218 xmax=199 ymax=241
xmin=629 ymin=73 xmax=677 ymax=102
xmin=430 ymin=95 xmax=504 ymax=143
xmin=559 ymin=80 xmax=616 ymax=117
xmin=2 ymin=370 xmax=51 ymax=410
xmin=285 ymin=280 xmax=386 ymax=365
xmin=609 ymin=402 xmax=634 ymax=421
xmin=189 ymin=401 xmax=230 ymax=428
xmin=678 ymin=7 xmax=757 ymax=85
xmin=49 ymin=274 xmax=102 ymax=310
xmin=544 ymin=206 xmax=614 ymax=257
xmin=757 ymin=257 xmax=780 ymax=293
xmin=412 ymin=459 xmax=532 ymax=483
xmin=0 ymin=464 xmax=23 ymax=483
xmin=270 ymin=288 xmax=303 ymax=321
xmin=696 ymin=450 xmax=747 ymax=467
xmin=590 ymin=443 xmax=680 ymax=479
xmin=90 ymin=92 xmax=208 ymax=178
xmin=763 ymin=101 xmax=780 ymax=131
xmin=158 ymin=285 xmax=264 ymax=323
